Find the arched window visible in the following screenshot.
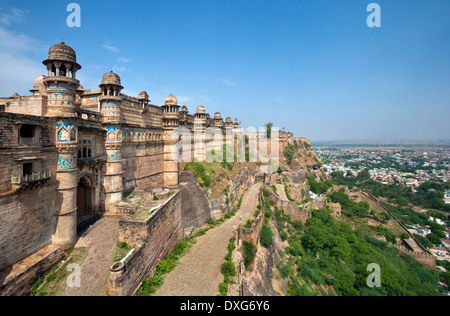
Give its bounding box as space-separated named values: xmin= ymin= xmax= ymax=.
xmin=88 ymin=149 xmax=92 ymax=158
xmin=82 ymin=147 xmax=87 ymax=158
xmin=78 ymin=149 xmax=82 ymax=159
xmin=59 ymin=65 xmax=66 ymax=77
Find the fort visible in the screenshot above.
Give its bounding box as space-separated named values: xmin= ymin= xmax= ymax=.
xmin=0 ymin=42 xmax=298 ymax=295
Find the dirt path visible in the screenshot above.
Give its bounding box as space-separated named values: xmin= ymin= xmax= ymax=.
xmin=155 ymin=182 xmax=262 ymax=296
xmin=65 ymin=217 xmax=118 ymax=296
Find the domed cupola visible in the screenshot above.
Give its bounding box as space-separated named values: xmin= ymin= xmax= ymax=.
xmin=100 ymin=70 xmax=123 ymax=97
xmin=196 ymin=105 xmax=206 ymax=115
xmin=213 ymin=112 xmax=223 ymax=128
xmin=101 ymin=70 xmax=123 ymax=88
xmin=164 ymin=94 xmax=178 ymax=106
xmin=42 ymin=42 xmax=81 ymax=78
xmin=162 ymin=94 xmax=180 ymax=129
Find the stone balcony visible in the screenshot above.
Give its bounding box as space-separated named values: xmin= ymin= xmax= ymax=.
xmin=11 ymin=171 xmax=52 ymax=190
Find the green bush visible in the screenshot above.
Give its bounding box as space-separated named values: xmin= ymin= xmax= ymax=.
xmin=218 ymin=282 xmax=228 ymax=296
xmin=284 ymin=143 xmax=295 ymax=165
xmin=260 ymin=224 xmax=274 ymax=247
xmin=400 ymin=232 xmax=410 ymax=240
xmin=426 ymin=233 xmax=443 ymax=245
xmin=292 ymin=221 xmax=303 ymax=231
xmin=414 ymin=234 xmax=434 ymax=248
xmin=184 ymin=162 xmax=211 ymax=188
xmin=280 ymin=231 xmax=288 ymax=242
xmin=243 ymin=242 xmax=257 ymax=268
xmin=307 ymin=174 xmax=332 ymax=195
xmin=137 ymin=276 xmax=164 ymax=296
xmin=221 ymin=261 xmax=236 ymax=278
xmin=244 ymin=220 xmax=253 ymax=228
xmin=292 ymin=208 xmax=442 ymax=296
xmin=329 ymin=190 xmax=370 ymax=218
xmin=227 ymin=237 xmax=236 ymax=253
xmin=279 ymin=263 xmax=291 ymax=278
xmin=175 ymin=240 xmax=188 ymax=255
xmin=284 ymin=185 xmax=295 ymax=202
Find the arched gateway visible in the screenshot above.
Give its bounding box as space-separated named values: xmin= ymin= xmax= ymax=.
xmin=77 ymin=174 xmax=96 ymax=229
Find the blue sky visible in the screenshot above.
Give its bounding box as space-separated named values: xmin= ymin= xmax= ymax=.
xmin=0 ymin=0 xmax=449 ymax=141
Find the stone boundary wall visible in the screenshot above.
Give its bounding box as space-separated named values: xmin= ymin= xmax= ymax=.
xmin=0 ymin=94 xmax=48 ymax=117
xmin=373 ymin=231 xmax=436 ymax=270
xmin=107 ymin=192 xmax=182 ymax=296
xmin=0 ymin=244 xmax=64 ymax=296
xmin=268 ymin=190 xmax=309 ymax=225
xmin=362 ymin=191 xmax=432 ymax=254
xmin=393 ymin=244 xmax=437 ymax=270
xmin=240 ymin=191 xmax=264 ymax=245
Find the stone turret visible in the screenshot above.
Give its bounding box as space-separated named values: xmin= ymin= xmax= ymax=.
xmin=42 ymin=42 xmax=81 ymax=118
xmin=213 ymin=112 xmax=223 ymax=128
xmin=162 ymin=95 xmax=180 ymax=188
xmin=42 ymin=42 xmax=81 ymax=249
xmin=99 ymin=71 xmax=124 ymax=208
xmin=138 ymin=90 xmax=149 ymax=108
xmin=162 ymin=94 xmax=180 ymax=129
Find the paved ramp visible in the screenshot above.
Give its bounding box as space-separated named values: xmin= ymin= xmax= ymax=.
xmin=154 ymin=183 xmax=262 ymax=296
xmin=65 ymin=218 xmax=118 ymax=296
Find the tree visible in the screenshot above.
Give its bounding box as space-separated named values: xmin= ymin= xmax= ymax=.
xmin=243 ymin=242 xmax=257 ymax=268
xmin=356 ymin=169 xmax=371 ymax=182
xmin=265 ymin=122 xmax=273 ymax=139
xmin=399 ymin=232 xmax=409 ymax=240
xmin=284 ymin=144 xmax=295 ymax=166
xmin=426 ymin=233 xmax=442 ymax=245
xmin=260 ymin=224 xmax=274 ymax=247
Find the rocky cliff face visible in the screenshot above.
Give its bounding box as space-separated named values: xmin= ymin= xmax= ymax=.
xmin=288 ymin=139 xmax=321 ymax=172
xmin=242 ymin=224 xmax=285 ymax=296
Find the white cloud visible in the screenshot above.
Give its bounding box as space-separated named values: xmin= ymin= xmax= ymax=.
xmin=0 ymin=27 xmax=45 ymax=96
xmin=118 ymin=57 xmax=131 ymax=63
xmin=112 ymin=65 xmax=128 ymax=73
xmin=199 ymin=95 xmax=212 ymax=102
xmin=222 ymin=78 xmax=238 ymax=87
xmin=177 ymin=95 xmax=193 ymax=103
xmin=102 ymin=43 xmax=119 ymax=52
xmin=0 ymin=7 xmax=27 ymax=26
xmin=0 ymin=26 xmax=41 ymax=53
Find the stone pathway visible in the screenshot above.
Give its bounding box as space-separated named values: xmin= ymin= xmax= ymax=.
xmin=65 ymin=217 xmax=118 ymax=296
xmin=155 ymin=182 xmax=262 ymax=296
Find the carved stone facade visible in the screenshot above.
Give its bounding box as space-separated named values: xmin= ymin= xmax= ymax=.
xmin=0 ymin=42 xmax=245 ymax=273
